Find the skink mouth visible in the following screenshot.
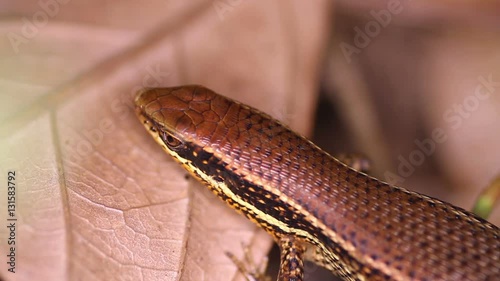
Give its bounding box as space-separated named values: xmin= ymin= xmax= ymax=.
xmin=135 ymin=104 xmax=184 ymax=154
xmin=135 ymin=108 xmax=160 ymax=137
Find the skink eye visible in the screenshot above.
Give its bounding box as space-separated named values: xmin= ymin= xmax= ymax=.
xmin=162 ymin=132 xmax=183 ymax=149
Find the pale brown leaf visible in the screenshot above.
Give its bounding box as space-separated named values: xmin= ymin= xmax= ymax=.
xmin=0 ymin=1 xmax=330 ymax=281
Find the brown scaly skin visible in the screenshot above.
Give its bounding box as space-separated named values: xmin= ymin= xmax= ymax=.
xmin=135 ymin=85 xmax=500 ymax=281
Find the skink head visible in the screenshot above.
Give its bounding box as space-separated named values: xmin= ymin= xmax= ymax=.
xmin=134 ymin=85 xmax=243 ymax=159
xmin=134 ymin=85 xmax=293 ymax=190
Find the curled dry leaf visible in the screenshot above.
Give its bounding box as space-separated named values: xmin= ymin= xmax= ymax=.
xmin=326 ymin=1 xmax=500 ymax=224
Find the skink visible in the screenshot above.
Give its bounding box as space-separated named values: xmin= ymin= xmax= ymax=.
xmin=134 ymin=85 xmax=499 ymax=281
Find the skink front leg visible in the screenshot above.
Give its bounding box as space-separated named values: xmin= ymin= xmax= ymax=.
xmin=277 ymin=236 xmax=306 ymax=281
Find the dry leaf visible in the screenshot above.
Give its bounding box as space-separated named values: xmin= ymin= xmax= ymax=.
xmin=0 ymin=1 xmax=330 ymax=281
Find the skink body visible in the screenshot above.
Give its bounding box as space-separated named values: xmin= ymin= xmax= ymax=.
xmin=134 ymin=85 xmax=499 ymax=281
